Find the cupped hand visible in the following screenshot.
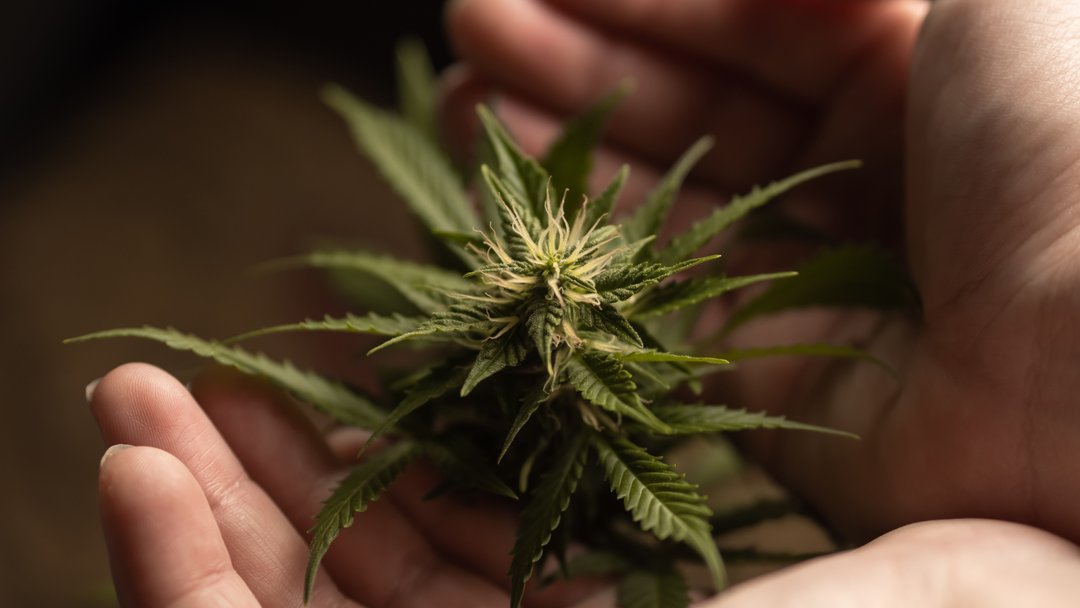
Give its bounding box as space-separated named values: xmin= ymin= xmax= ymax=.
xmin=90 ymin=363 xmax=604 ymax=607
xmin=91 ymin=365 xmax=1080 ymax=607
xmin=442 ymin=0 xmax=1080 ymax=544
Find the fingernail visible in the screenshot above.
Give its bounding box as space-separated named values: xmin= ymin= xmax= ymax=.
xmin=100 ymin=444 xmax=132 ymax=468
xmin=85 ymin=378 xmax=102 ymax=403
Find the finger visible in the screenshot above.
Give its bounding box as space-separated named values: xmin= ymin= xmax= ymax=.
xmin=90 ymin=364 xmax=349 ymax=607
xmin=192 ymin=368 xmax=509 ymax=608
xmin=541 ymin=0 xmax=929 ymax=104
xmin=446 ymin=0 xmax=809 ymax=189
xmin=99 ymin=444 xmax=259 ymax=607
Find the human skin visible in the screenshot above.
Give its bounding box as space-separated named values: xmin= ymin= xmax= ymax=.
xmin=90 ymin=0 xmax=1080 ymax=605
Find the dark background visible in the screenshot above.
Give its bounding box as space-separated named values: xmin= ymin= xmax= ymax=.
xmin=1 ymin=1 xmax=451 ymax=604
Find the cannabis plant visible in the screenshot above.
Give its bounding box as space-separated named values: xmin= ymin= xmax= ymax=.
xmin=71 ymin=42 xmax=916 ymax=607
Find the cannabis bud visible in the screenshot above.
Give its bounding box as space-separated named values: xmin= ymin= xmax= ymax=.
xmin=70 ymin=41 xmax=916 ymax=608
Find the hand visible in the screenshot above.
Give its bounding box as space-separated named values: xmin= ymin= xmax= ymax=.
xmin=442 ymin=0 xmax=1080 ymax=545
xmin=90 ymin=363 xmax=604 ymax=607
xmin=91 ymin=366 xmax=1080 ymax=608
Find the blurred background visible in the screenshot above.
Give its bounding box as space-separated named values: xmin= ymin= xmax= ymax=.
xmin=1 ymin=1 xmax=452 ymax=604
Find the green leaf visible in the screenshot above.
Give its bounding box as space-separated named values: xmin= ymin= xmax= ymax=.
xmin=509 ymin=428 xmax=590 ymax=608
xmin=617 ymin=351 xmax=729 ymax=366
xmin=364 ymin=364 xmax=468 ymax=449
xmin=563 ymin=352 xmax=670 ymax=432
xmin=624 ymin=272 xmax=796 ymax=320
xmin=582 ymin=165 xmax=629 ymax=229
xmin=542 ymin=83 xmax=630 ymax=217
xmin=477 ymin=105 xmax=550 ymax=221
xmin=461 ymin=329 xmax=530 ymax=396
xmin=66 ymin=327 xmax=384 ymax=428
xmin=369 ymin=304 xmax=500 ymax=354
xmin=574 ymin=302 xmax=643 ymax=349
xmin=591 ymin=433 xmax=725 ymax=590
xmin=424 ymin=437 xmax=518 ymax=499
xmin=617 ymin=569 xmax=691 ymax=608
xmin=499 ymin=383 xmax=551 ymax=462
xmin=304 ymin=440 xmax=420 ymax=603
xmin=657 ymin=161 xmax=862 ymax=264
xmin=652 ymin=404 xmax=857 ymax=438
xmin=322 ymin=86 xmax=480 ymax=242
xmin=226 ymin=313 xmax=425 ymax=343
xmin=622 ymin=137 xmax=714 ymax=249
xmin=482 ymin=165 xmax=545 ymax=255
xmin=395 ymin=38 xmax=437 ymax=142
xmin=269 ymin=249 xmax=472 ymax=314
xmin=723 ymin=246 xmax=921 ymax=333
xmin=594 ymin=255 xmax=721 ymax=303
xmin=526 ymin=299 xmax=564 ymax=374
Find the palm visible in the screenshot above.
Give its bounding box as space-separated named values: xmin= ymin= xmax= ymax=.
xmin=444 ymin=0 xmax=1080 ymax=543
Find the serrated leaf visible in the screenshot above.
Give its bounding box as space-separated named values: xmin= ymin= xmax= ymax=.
xmin=623 ymin=272 xmax=796 ymax=320
xmin=652 ymin=404 xmax=856 ymax=438
xmin=66 ymin=327 xmax=384 ymax=428
xmin=364 ymin=363 xmax=467 ymax=449
xmin=617 ymin=351 xmax=729 ymax=366
xmin=395 ymin=38 xmax=437 ymax=142
xmin=477 ymin=105 xmax=550 ymax=221
xmin=271 ymin=249 xmax=472 ymax=313
xmin=322 ymin=86 xmax=479 ymax=245
xmin=657 ymin=160 xmax=861 ymax=264
xmin=424 ymin=437 xmax=517 ymax=499
xmin=591 ymin=433 xmax=725 ymax=590
xmin=617 ymin=569 xmax=691 ymax=608
xmin=594 ymin=255 xmax=721 ymax=302
xmin=582 ymin=165 xmax=629 ymax=229
xmin=723 ymin=246 xmax=921 ymax=333
xmin=542 ymin=84 xmax=629 ymax=218
xmin=370 ymin=304 xmax=499 ymax=354
xmin=461 ymin=329 xmax=530 ymax=396
xmin=482 ymin=165 xmax=545 ymax=255
xmin=622 ymin=137 xmax=714 ymax=250
xmin=575 ymin=302 xmax=643 ymax=348
xmin=499 ymin=382 xmax=551 ymax=462
xmin=526 ymin=298 xmax=563 ymax=374
xmin=304 ymin=440 xmax=419 ymax=602
xmin=227 ymin=312 xmax=425 ymax=343
xmin=509 ymin=428 xmax=589 ymax=608
xmin=563 ymin=352 xmax=670 ymax=432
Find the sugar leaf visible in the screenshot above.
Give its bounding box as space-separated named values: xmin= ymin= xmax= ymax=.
xmin=652 ymin=404 xmax=856 ymax=438
xmin=304 ymin=440 xmax=420 ymax=603
xmin=477 ymin=105 xmax=551 ymax=221
xmin=592 ymin=433 xmax=725 ymax=590
xmin=395 ymin=38 xmax=437 ymax=142
xmin=364 ymin=363 xmax=468 ymax=449
xmin=66 ymin=327 xmax=384 ymax=429
xmin=657 ymin=161 xmax=861 ymax=264
xmin=563 ymin=352 xmax=670 ymax=433
xmin=509 ymin=428 xmax=589 ymax=608
xmin=582 ymin=165 xmax=629 ymax=229
xmin=269 ymin=249 xmax=472 ymax=313
xmin=461 ymin=329 xmax=531 ymax=396
xmin=622 ymin=137 xmax=714 ymax=250
xmin=542 ymin=83 xmax=629 ymax=217
xmin=617 ymin=569 xmax=691 ymax=608
xmin=322 ymin=85 xmax=479 ymax=243
xmin=227 ymin=312 xmax=424 ymax=343
xmin=623 ymin=272 xmax=796 ymax=320
xmin=499 ymin=382 xmax=551 ymax=462
xmin=594 ymin=255 xmax=721 ymax=303
xmin=723 ymin=246 xmax=920 ymax=333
